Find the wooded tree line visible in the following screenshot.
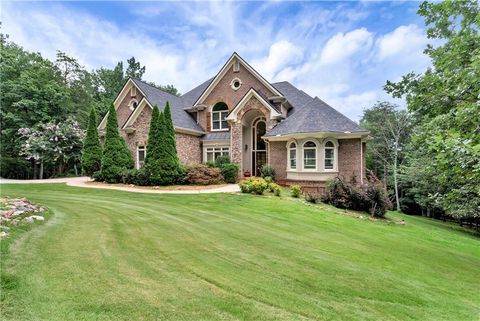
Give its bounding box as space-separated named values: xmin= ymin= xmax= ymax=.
xmin=0 ymin=33 xmax=178 ymax=179
xmin=360 ymin=1 xmax=479 ymax=222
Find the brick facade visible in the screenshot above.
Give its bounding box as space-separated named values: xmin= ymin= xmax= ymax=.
xmin=268 ymin=141 xmax=287 ymax=181
xmin=197 ymin=64 xmax=276 ymax=131
xmin=116 ymin=93 xmax=201 ymax=167
xmin=338 ymin=138 xmax=363 ymax=181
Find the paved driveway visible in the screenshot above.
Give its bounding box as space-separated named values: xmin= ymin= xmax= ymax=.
xmin=0 ymin=177 xmax=240 ymax=194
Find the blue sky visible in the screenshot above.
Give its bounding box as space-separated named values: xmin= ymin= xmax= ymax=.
xmin=2 ymin=1 xmax=432 ymax=121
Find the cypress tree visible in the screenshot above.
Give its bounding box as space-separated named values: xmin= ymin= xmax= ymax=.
xmin=100 ymin=103 xmax=134 ymax=182
xmin=156 ymin=102 xmax=182 ymax=185
xmin=143 ymin=106 xmax=164 ymax=185
xmin=81 ymin=106 xmax=102 ymax=176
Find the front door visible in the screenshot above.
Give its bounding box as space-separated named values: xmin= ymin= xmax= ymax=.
xmin=252 ymin=118 xmax=267 ymax=176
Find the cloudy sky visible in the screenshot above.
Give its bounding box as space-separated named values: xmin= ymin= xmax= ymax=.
xmin=2 ymin=1 xmax=432 ymax=121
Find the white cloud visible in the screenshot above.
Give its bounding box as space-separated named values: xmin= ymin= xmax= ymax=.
xmin=251 ymin=41 xmax=304 ymax=81
xmin=376 ymin=24 xmax=427 ymax=60
xmin=2 ymin=2 xmax=430 ymax=122
xmin=320 ymin=28 xmax=373 ymax=65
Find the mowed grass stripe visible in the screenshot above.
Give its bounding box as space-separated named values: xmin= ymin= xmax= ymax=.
xmin=1 ymin=184 xmax=479 ymax=321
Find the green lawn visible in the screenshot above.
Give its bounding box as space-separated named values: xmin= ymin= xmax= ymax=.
xmin=1 ymin=184 xmax=479 ymax=321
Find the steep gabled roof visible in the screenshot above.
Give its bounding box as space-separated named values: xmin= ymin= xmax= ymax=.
xmin=193 ymin=52 xmax=282 ymax=106
xmin=129 ymin=79 xmax=203 ymax=133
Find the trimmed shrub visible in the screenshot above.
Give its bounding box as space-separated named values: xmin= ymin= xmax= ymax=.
xmin=290 ymin=185 xmax=302 ymax=198
xmin=0 ymin=156 xmax=32 ymax=179
xmin=269 ymin=182 xmax=281 ymax=196
xmin=184 ymin=164 xmax=223 ymax=185
xmin=305 ymin=191 xmax=321 ymax=203
xmin=322 ymin=176 xmax=391 ymax=217
xmin=260 ymin=165 xmax=276 ymax=181
xmin=100 ymin=104 xmax=134 ymax=183
xmin=264 ymin=176 xmax=273 ymax=185
xmin=239 ymin=177 xmax=268 ymax=195
xmin=221 ymin=163 xmax=239 ymax=183
xmin=92 ymin=170 xmax=104 ymax=182
xmin=215 ymin=155 xmax=231 ymax=168
xmin=205 ymin=160 xmax=216 ymax=168
xmin=81 ymin=106 xmax=102 ymax=176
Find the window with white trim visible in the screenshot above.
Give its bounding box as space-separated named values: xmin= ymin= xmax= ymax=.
xmin=324 ymin=141 xmax=335 ymax=170
xmin=303 ymin=141 xmax=317 ymax=170
xmin=211 ymin=102 xmax=229 ymax=130
xmin=137 ymin=146 xmax=146 ymax=169
xmin=205 ymin=147 xmax=230 ymax=162
xmin=129 ymin=99 xmax=138 ymax=111
xmin=289 ymin=142 xmax=297 ymax=169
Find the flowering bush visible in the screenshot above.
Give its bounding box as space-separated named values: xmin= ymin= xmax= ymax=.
xmin=184 ymin=164 xmax=223 ymax=185
xmin=239 ymin=177 xmax=269 ymax=195
xmin=269 ymin=182 xmax=281 ymax=196
xmin=290 ymin=185 xmax=302 ymax=198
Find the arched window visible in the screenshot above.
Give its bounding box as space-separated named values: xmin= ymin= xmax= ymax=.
xmin=303 ymin=141 xmax=317 ymax=170
xmin=289 ymin=142 xmax=297 ymax=169
xmin=129 ymin=99 xmax=138 ymax=111
xmin=212 ymin=102 xmax=229 ymax=130
xmin=324 ymin=141 xmax=335 ymax=170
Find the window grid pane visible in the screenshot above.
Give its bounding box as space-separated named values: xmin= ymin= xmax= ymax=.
xmin=304 ymin=148 xmax=316 ymax=169
xmin=289 ymin=148 xmax=296 ymax=169
xmin=325 ymin=147 xmax=334 ymax=169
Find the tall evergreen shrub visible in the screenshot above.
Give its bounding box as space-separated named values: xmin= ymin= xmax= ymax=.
xmin=100 ymin=104 xmax=134 ymax=182
xmin=155 ymin=102 xmax=182 ymax=185
xmin=81 ymin=106 xmax=103 ymax=176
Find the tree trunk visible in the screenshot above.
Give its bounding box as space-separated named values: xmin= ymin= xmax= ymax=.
xmin=39 ymin=160 xmax=44 ymax=179
xmin=74 ymin=163 xmax=78 ymax=176
xmin=383 ymin=148 xmax=387 ymax=192
xmin=393 ymin=149 xmax=401 ymax=212
xmin=33 ymin=160 xmax=37 ymax=179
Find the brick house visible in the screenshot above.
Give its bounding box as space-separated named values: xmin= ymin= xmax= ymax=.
xmin=98 ymin=53 xmax=369 ymax=189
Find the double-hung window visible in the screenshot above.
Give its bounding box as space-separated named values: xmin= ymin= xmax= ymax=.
xmin=289 ymin=142 xmax=297 ymax=169
xmin=303 ymin=141 xmax=317 ymax=170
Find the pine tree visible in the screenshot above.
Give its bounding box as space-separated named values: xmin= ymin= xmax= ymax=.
xmin=81 ymin=106 xmax=103 ymax=176
xmin=100 ymin=103 xmax=134 ymax=182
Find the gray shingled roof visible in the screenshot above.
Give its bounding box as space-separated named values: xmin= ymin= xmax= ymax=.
xmin=265 ymin=96 xmax=367 ymax=137
xmin=202 ymin=132 xmax=230 ymax=141
xmin=131 ymin=76 xmax=366 ymax=137
xmin=180 ymin=78 xmax=214 ymax=106
xmin=131 ymin=79 xmax=203 ymax=132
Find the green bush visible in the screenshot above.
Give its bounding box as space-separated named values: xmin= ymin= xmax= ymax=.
xmin=290 ymin=185 xmax=302 ymax=198
xmin=122 ymin=168 xmax=150 ymax=186
xmin=0 ymin=157 xmax=32 ymax=179
xmin=268 ymin=182 xmax=281 ymax=196
xmin=92 ymin=170 xmax=103 ymax=182
xmin=239 ymin=177 xmax=268 ymax=195
xmin=221 ymin=163 xmax=239 ymax=183
xmin=184 ymin=164 xmax=223 ymax=185
xmin=205 ymin=160 xmax=216 ymax=168
xmin=81 ymin=106 xmax=102 ymax=176
xmin=264 ymin=176 xmax=273 ymax=185
xmin=100 ymin=104 xmax=134 ymax=183
xmin=260 ymin=165 xmax=276 ymax=181
xmin=215 ymin=155 xmax=231 ymax=168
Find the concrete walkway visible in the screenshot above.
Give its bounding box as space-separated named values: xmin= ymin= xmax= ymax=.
xmin=0 ymin=177 xmax=240 ymax=194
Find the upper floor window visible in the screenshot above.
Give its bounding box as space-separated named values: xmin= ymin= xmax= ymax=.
xmin=324 ymin=141 xmax=335 ymax=170
xmin=212 ymin=102 xmax=229 ymax=130
xmin=303 ymin=141 xmax=317 ymax=170
xmin=289 ymin=142 xmax=297 ymax=169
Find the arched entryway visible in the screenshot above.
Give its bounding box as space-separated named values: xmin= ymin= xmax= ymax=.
xmin=241 ymin=110 xmax=267 ymax=176
xmin=251 ymin=117 xmax=267 ymax=176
